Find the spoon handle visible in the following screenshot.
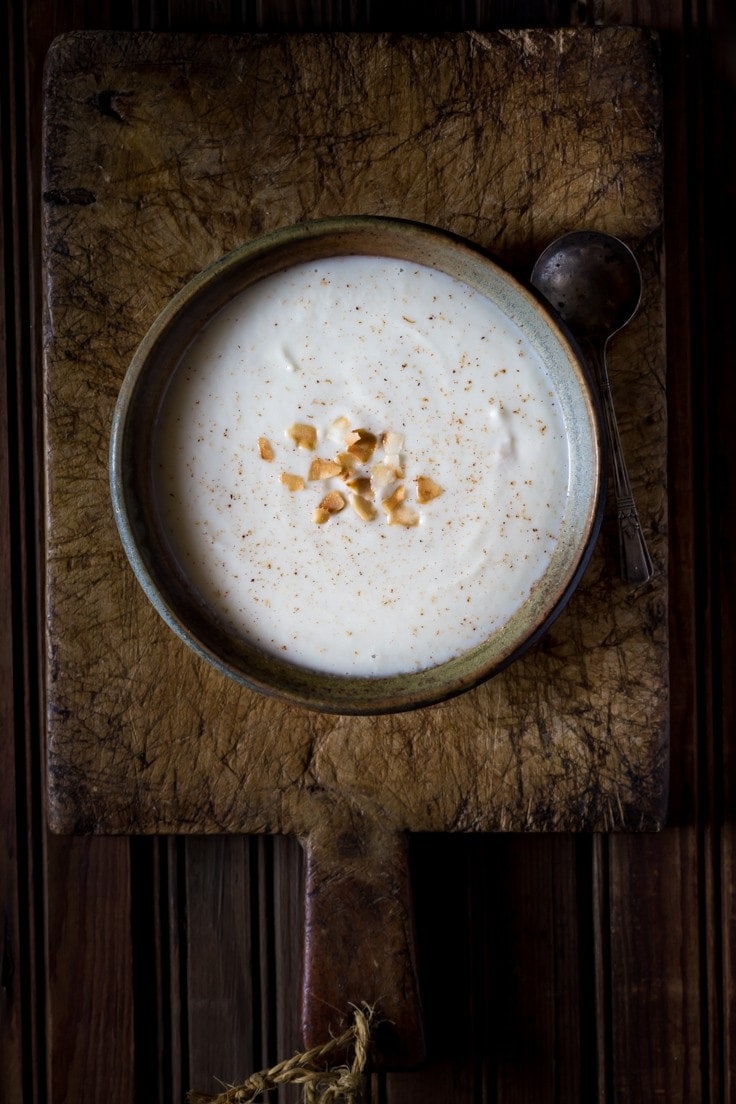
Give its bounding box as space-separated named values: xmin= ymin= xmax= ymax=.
xmin=586 ymin=342 xmax=655 ymax=585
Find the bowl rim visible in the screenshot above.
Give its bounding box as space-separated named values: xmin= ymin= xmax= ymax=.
xmin=110 ymin=214 xmax=605 ymax=715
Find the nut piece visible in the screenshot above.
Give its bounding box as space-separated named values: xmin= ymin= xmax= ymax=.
xmin=336 ymin=451 xmax=358 ymax=473
xmin=350 ymin=493 xmax=377 ymax=522
xmin=308 ymin=457 xmax=343 ymax=481
xmin=280 ymin=472 xmax=305 ymax=492
xmin=344 ymin=475 xmax=374 ymax=498
xmin=371 ymin=460 xmax=403 ymax=490
xmin=313 ymin=489 xmax=346 ymax=523
xmin=258 ymin=437 xmax=275 ymax=461
xmin=388 ymin=504 xmax=420 ymax=528
xmin=287 ymin=422 xmax=318 ymax=450
xmin=381 ymin=429 xmax=404 ymax=455
xmin=345 ymin=428 xmax=378 ymax=464
xmin=415 ymin=475 xmax=444 ymax=503
xmin=381 ymin=484 xmax=406 ymax=515
xmin=381 ymin=484 xmax=417 ymax=527
xmin=320 ymin=490 xmax=346 ymax=513
xmin=328 ymin=415 xmax=351 ymax=444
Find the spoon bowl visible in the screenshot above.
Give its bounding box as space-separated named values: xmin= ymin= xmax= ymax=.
xmin=531 ymin=231 xmax=642 ymax=339
xmin=531 ymin=230 xmax=654 ymax=586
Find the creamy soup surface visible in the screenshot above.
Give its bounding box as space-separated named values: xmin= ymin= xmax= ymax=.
xmin=153 ymin=255 xmax=571 ymax=677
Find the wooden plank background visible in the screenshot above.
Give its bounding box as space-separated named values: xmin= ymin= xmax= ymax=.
xmin=1 ymin=2 xmax=733 ymax=1103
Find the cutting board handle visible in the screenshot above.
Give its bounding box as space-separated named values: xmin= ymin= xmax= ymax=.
xmin=300 ymin=822 xmax=425 ymax=1069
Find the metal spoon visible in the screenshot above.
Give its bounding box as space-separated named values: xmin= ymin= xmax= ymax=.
xmin=531 ymin=230 xmax=654 ymax=585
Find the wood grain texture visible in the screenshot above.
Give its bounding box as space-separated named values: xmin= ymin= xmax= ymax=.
xmin=301 ymin=821 xmax=424 ymax=1067
xmin=383 ymin=834 xmax=596 ymax=1103
xmin=0 ymin=23 xmax=24 ymax=1084
xmin=42 ymin=28 xmax=667 ymax=843
xmin=45 ymin=836 xmax=136 ymax=1104
xmin=3 ymin=2 xmax=47 ymax=1100
xmin=715 ymin=100 xmax=736 ymax=1104
xmin=182 ymin=837 xmax=259 ymax=1087
xmin=607 ymin=830 xmax=703 ymax=1103
xmin=0 ymin=129 xmax=25 ymax=1104
xmin=591 ymin=22 xmax=707 ymax=1102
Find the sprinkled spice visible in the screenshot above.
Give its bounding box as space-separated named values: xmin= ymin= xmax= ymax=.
xmin=153 ymin=256 xmax=569 ymax=677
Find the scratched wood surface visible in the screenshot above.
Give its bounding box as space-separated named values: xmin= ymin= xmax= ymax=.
xmin=42 ymin=28 xmax=667 ymax=842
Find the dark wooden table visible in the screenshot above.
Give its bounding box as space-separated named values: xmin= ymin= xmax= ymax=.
xmin=2 ymin=2 xmax=734 ymax=1102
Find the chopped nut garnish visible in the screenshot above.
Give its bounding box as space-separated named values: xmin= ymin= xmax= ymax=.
xmin=415 ymin=475 xmax=444 ymax=503
xmin=313 ymin=490 xmax=345 ymax=525
xmin=287 ymin=422 xmax=318 ymax=450
xmin=276 ymin=417 xmax=439 ymax=532
xmin=280 ymin=472 xmax=305 ymax=492
xmin=345 ymin=475 xmax=374 ymax=498
xmin=350 ymin=493 xmax=377 ymax=522
xmin=328 ymin=415 xmax=351 ymax=443
xmin=308 ymin=457 xmax=343 ymax=481
xmin=336 ymin=451 xmax=358 ymax=472
xmin=388 ymin=504 xmax=420 ymax=528
xmin=381 ymin=430 xmax=404 ymax=455
xmin=319 ymin=490 xmax=346 ymax=513
xmin=381 ymin=484 xmax=406 ymax=515
xmin=371 ymin=461 xmax=403 ymax=489
xmin=345 ymin=428 xmax=378 ymax=463
xmin=258 ymin=437 xmax=275 ymax=461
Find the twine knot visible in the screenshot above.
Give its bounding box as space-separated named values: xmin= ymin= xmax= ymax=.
xmin=241 ymin=1073 xmax=269 ymax=1098
xmin=187 ymin=1004 xmax=375 ymax=1104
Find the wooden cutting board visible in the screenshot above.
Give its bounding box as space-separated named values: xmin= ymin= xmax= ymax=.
xmin=42 ymin=28 xmax=668 ymax=1066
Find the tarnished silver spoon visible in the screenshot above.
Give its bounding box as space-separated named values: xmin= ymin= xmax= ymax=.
xmin=531 ymin=230 xmax=654 ymax=585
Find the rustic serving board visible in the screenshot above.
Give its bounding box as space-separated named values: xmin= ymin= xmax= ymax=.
xmin=42 ymin=28 xmax=668 ymax=1065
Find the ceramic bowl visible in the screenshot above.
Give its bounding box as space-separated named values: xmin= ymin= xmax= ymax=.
xmin=110 ymin=216 xmax=604 ymax=714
